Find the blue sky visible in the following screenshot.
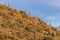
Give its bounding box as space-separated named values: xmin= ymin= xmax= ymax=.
xmin=0 ymin=0 xmax=60 ymax=27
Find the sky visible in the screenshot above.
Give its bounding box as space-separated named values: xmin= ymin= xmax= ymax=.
xmin=0 ymin=0 xmax=60 ymax=27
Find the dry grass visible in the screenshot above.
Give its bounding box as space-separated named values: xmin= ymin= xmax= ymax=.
xmin=0 ymin=4 xmax=60 ymax=40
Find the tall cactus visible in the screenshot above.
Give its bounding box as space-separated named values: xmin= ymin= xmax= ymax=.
xmin=8 ymin=0 xmax=10 ymax=7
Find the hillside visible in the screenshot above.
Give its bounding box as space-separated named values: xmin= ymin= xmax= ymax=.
xmin=0 ymin=4 xmax=60 ymax=40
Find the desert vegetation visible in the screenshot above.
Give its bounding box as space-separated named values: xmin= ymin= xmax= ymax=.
xmin=0 ymin=4 xmax=60 ymax=40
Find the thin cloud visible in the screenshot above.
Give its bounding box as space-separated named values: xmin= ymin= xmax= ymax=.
xmin=46 ymin=16 xmax=60 ymax=23
xmin=46 ymin=16 xmax=56 ymax=20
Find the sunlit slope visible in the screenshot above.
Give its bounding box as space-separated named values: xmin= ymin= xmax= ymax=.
xmin=0 ymin=4 xmax=60 ymax=40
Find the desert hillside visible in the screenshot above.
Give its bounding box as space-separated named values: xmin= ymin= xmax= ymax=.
xmin=0 ymin=4 xmax=60 ymax=40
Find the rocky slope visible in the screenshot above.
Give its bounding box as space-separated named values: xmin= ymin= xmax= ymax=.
xmin=0 ymin=4 xmax=60 ymax=40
